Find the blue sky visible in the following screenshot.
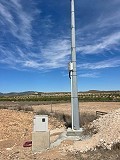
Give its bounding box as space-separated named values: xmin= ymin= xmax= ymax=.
xmin=0 ymin=0 xmax=120 ymax=93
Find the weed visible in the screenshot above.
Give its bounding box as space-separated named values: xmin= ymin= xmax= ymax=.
xmin=35 ymin=109 xmax=50 ymax=115
xmin=0 ymin=106 xmax=8 ymax=109
xmin=17 ymin=106 xmax=33 ymax=112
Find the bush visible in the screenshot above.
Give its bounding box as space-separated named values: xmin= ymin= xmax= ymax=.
xmin=80 ymin=112 xmax=96 ymax=126
xmin=35 ymin=109 xmax=50 ymax=115
xmin=17 ymin=106 xmax=33 ymax=112
xmin=0 ymin=106 xmax=8 ymax=109
xmin=35 ymin=109 xmax=96 ymax=130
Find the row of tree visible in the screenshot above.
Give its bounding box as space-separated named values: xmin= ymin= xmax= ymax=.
xmin=0 ymin=95 xmax=120 ymax=102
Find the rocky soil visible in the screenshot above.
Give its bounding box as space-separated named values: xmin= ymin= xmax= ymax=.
xmin=0 ymin=102 xmax=120 ymax=160
xmin=64 ymin=108 xmax=120 ymax=153
xmin=0 ymin=109 xmax=65 ymax=160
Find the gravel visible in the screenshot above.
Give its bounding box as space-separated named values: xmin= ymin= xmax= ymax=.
xmin=64 ymin=108 xmax=120 ymax=153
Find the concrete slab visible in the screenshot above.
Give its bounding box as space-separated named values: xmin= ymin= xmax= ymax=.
xmin=67 ymin=128 xmax=83 ymax=136
xmin=32 ymin=131 xmax=50 ymax=152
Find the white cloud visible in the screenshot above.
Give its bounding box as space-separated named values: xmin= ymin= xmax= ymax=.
xmin=24 ymin=60 xmax=40 ymax=68
xmin=77 ymin=32 xmax=120 ymax=54
xmin=0 ymin=37 xmax=71 ymax=70
xmin=0 ymin=3 xmax=16 ymax=28
xmin=76 ymin=3 xmax=120 ymax=55
xmin=79 ymin=72 xmax=99 ymax=78
xmin=0 ymin=0 xmax=120 ymax=73
xmin=0 ymin=0 xmax=36 ymax=45
xmin=10 ymin=0 xmax=21 ymax=8
xmin=42 ymin=39 xmax=70 ymax=62
xmin=1 ymin=0 xmax=67 ymax=71
xmin=24 ymin=38 xmax=71 ymax=70
xmin=78 ymin=58 xmax=120 ymax=70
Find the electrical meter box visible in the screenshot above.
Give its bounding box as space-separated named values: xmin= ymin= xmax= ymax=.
xmin=68 ymin=62 xmax=73 ymax=71
xmin=33 ymin=115 xmax=48 ymax=132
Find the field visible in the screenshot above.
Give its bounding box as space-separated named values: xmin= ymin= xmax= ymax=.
xmin=0 ymin=91 xmax=120 ymax=102
xmin=0 ymin=102 xmax=120 ymax=160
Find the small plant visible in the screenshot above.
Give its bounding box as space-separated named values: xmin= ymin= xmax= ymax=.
xmin=35 ymin=109 xmax=50 ymax=115
xmin=17 ymin=106 xmax=33 ymax=112
xmin=54 ymin=112 xmax=72 ymax=128
xmin=0 ymin=106 xmax=8 ymax=109
xmin=80 ymin=112 xmax=96 ymax=126
xmin=24 ymin=107 xmax=33 ymax=112
xmin=112 ymin=143 xmax=120 ymax=150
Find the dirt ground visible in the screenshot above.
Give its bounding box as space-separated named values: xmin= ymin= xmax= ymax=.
xmin=32 ymin=102 xmax=120 ymax=114
xmin=0 ymin=102 xmax=120 ymax=160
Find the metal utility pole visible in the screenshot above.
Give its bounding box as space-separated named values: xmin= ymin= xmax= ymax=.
xmin=69 ymin=0 xmax=80 ymax=130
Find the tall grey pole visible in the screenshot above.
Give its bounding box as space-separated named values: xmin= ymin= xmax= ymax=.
xmin=70 ymin=0 xmax=80 ymax=130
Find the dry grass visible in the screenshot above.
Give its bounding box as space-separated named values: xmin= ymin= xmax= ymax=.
xmin=0 ymin=106 xmax=8 ymax=109
xmin=35 ymin=109 xmax=96 ymax=130
xmin=17 ymin=106 xmax=34 ymax=112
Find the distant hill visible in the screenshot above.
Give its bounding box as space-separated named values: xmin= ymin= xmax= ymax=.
xmin=0 ymin=91 xmax=39 ymax=96
xmin=0 ymin=90 xmax=120 ymax=97
xmin=87 ymin=90 xmax=100 ymax=93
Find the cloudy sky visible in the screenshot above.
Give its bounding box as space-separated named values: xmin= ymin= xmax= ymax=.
xmin=0 ymin=0 xmax=120 ymax=93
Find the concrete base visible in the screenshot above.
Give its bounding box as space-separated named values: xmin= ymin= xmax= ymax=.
xmin=32 ymin=131 xmax=50 ymax=152
xmin=67 ymin=128 xmax=83 ymax=136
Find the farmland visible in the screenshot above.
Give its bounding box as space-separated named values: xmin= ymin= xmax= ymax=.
xmin=0 ymin=90 xmax=120 ymax=102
